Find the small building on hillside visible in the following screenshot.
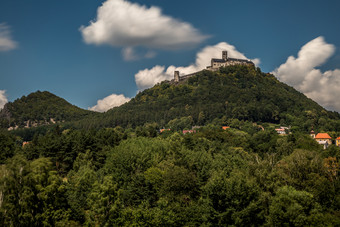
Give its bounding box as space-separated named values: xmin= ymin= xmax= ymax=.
xmin=275 ymin=128 xmax=286 ymax=135
xmin=160 ymin=129 xmax=171 ymax=133
xmin=222 ymin=126 xmax=230 ymax=130
xmin=310 ymin=130 xmax=316 ymax=139
xmin=183 ymin=129 xmax=196 ymax=134
xmin=275 ymin=126 xmax=290 ymax=135
xmin=315 ymin=133 xmax=332 ymax=149
xmin=336 ymin=137 xmax=340 ymax=147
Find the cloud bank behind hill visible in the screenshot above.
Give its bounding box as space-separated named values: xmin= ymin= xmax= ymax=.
xmin=273 ymin=36 xmax=340 ymax=112
xmin=89 ymin=93 xmax=131 ymax=112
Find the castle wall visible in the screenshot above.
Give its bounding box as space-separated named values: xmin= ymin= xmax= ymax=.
xmin=171 ymin=51 xmax=254 ymax=84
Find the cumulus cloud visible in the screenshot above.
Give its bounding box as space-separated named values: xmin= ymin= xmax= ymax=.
xmin=135 ymin=65 xmax=169 ymax=91
xmin=135 ymin=42 xmax=259 ymax=90
xmin=0 ymin=90 xmax=8 ymax=110
xmin=0 ymin=23 xmax=18 ymax=51
xmin=273 ymin=36 xmax=340 ymax=112
xmin=80 ymin=0 xmax=208 ymax=59
xmin=89 ymin=93 xmax=131 ymax=112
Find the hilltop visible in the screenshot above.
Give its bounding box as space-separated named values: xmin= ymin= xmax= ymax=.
xmin=85 ymin=65 xmax=340 ymax=131
xmin=0 ymin=91 xmax=97 ymax=129
xmin=2 ymin=66 xmax=340 ymax=132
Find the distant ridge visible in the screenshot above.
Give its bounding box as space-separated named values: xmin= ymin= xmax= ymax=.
xmin=0 ymin=91 xmax=97 ymax=129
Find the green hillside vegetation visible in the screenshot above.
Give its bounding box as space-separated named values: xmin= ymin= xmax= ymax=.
xmin=2 ymin=66 xmax=340 ymax=133
xmin=78 ymin=65 xmax=340 ymax=132
xmin=0 ymin=125 xmax=339 ymax=226
xmin=1 ymin=65 xmax=340 ymax=225
xmin=0 ymin=91 xmax=97 ymax=128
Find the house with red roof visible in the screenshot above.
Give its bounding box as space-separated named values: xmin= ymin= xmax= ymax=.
xmin=275 ymin=128 xmax=286 ymax=135
xmin=182 ymin=129 xmax=196 ymax=134
xmin=160 ymin=129 xmax=171 ymax=133
xmin=275 ymin=126 xmax=290 ymax=135
xmin=336 ymin=137 xmax=340 ymax=147
xmin=314 ymin=133 xmax=332 ymax=149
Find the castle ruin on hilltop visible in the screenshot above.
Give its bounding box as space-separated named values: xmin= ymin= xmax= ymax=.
xmin=172 ymin=51 xmax=254 ymax=83
xmin=207 ymin=50 xmax=254 ymax=71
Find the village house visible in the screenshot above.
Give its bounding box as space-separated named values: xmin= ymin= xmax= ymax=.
xmin=182 ymin=129 xmax=196 ymax=134
xmin=160 ymin=129 xmax=171 ymax=133
xmin=275 ymin=128 xmax=285 ymax=135
xmin=336 ymin=137 xmax=340 ymax=147
xmin=275 ymin=126 xmax=290 ymax=135
xmin=314 ymin=133 xmax=332 ymax=149
xmin=310 ymin=130 xmax=316 ymax=139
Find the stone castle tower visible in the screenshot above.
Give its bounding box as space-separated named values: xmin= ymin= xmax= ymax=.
xmin=222 ymin=51 xmax=228 ymax=61
xmin=174 ymin=71 xmax=180 ymax=82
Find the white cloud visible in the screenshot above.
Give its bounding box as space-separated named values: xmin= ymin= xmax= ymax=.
xmin=122 ymin=47 xmax=157 ymax=61
xmin=273 ymin=36 xmax=340 ymax=112
xmin=0 ymin=90 xmax=8 ymax=110
xmin=135 ymin=65 xmax=169 ymax=91
xmin=135 ymin=42 xmax=259 ymax=90
xmin=89 ymin=93 xmax=131 ymax=112
xmin=122 ymin=47 xmax=138 ymax=61
xmin=0 ymin=23 xmax=17 ymax=52
xmin=80 ymin=0 xmax=208 ymax=59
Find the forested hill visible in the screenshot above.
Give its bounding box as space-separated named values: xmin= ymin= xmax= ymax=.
xmin=0 ymin=91 xmax=97 ymax=128
xmin=2 ymin=66 xmax=340 ymax=132
xmin=85 ymin=65 xmax=340 ymax=131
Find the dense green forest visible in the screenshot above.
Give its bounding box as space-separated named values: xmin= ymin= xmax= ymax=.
xmin=0 ymin=124 xmax=339 ymax=226
xmin=1 ymin=65 xmax=340 ymax=226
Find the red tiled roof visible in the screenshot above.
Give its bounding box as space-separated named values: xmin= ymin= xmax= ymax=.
xmin=315 ymin=133 xmax=332 ymax=139
xmin=336 ymin=137 xmax=340 ymax=140
xmin=182 ymin=130 xmax=196 ymax=134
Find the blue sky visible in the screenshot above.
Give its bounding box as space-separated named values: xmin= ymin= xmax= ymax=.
xmin=0 ymin=0 xmax=340 ymax=112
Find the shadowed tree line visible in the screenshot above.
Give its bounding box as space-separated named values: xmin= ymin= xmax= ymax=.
xmin=0 ymin=124 xmax=339 ymax=226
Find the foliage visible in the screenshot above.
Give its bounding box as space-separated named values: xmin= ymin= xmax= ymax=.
xmin=75 ymin=65 xmax=340 ymax=132
xmin=0 ymin=91 xmax=97 ymax=129
xmin=0 ymin=65 xmax=340 ymax=225
xmin=1 ymin=124 xmax=338 ymax=225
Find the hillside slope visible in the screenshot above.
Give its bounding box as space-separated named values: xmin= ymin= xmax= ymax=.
xmin=0 ymin=91 xmax=97 ymax=128
xmin=97 ymin=65 xmax=340 ymax=131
